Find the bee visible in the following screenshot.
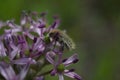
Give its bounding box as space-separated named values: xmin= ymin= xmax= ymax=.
xmin=49 ymin=29 xmax=75 ymax=50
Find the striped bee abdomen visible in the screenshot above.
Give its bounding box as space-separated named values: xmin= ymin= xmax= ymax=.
xmin=49 ymin=29 xmax=75 ymax=50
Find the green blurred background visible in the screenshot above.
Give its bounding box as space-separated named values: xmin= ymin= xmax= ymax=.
xmin=0 ymin=0 xmax=120 ymax=80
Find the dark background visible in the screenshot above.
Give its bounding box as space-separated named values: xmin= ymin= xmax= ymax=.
xmin=0 ymin=0 xmax=120 ymax=80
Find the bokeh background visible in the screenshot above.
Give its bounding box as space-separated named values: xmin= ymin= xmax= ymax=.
xmin=0 ymin=0 xmax=120 ymax=80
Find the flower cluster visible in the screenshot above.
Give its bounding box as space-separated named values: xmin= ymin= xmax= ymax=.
xmin=0 ymin=11 xmax=81 ymax=80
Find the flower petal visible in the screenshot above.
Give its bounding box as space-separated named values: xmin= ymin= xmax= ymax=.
xmin=64 ymin=70 xmax=82 ymax=80
xmin=12 ymin=58 xmax=36 ymax=65
xmin=47 ymin=19 xmax=60 ymax=32
xmin=46 ymin=51 xmax=56 ymax=64
xmin=24 ymin=32 xmax=34 ymax=40
xmin=6 ymin=20 xmax=17 ymax=28
xmin=58 ymin=74 xmax=64 ymax=80
xmin=0 ymin=62 xmax=16 ymax=80
xmin=17 ymin=63 xmax=30 ymax=80
xmin=9 ymin=44 xmax=20 ymax=60
xmin=0 ymin=41 xmax=6 ymax=57
xmin=51 ymin=69 xmax=57 ymax=76
xmin=63 ymin=54 xmax=79 ymax=67
xmin=33 ymin=38 xmax=45 ymax=51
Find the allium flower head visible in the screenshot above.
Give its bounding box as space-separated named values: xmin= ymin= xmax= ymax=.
xmin=0 ymin=11 xmax=81 ymax=80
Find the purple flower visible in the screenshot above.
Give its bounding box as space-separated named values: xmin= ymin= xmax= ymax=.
xmin=0 ymin=11 xmax=81 ymax=80
xmin=0 ymin=59 xmax=35 ymax=80
xmin=46 ymin=52 xmax=82 ymax=80
xmin=0 ymin=62 xmax=16 ymax=80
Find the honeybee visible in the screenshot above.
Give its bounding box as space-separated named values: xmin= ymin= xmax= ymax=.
xmin=49 ymin=29 xmax=75 ymax=50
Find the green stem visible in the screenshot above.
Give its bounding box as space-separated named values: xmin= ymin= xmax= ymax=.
xmin=37 ymin=69 xmax=53 ymax=76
